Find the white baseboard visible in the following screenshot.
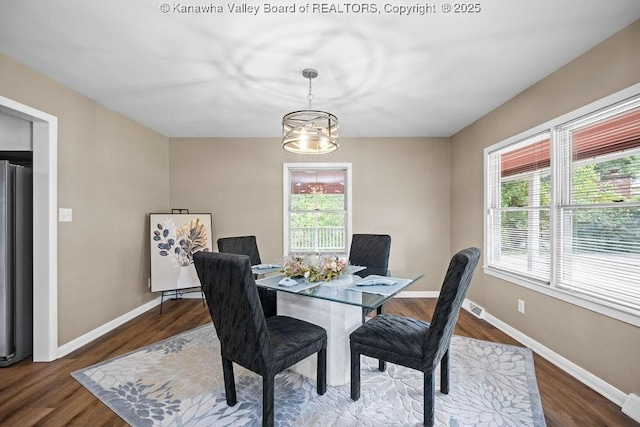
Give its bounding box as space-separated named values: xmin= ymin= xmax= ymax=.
xmin=466 ymin=300 xmax=629 ymax=408
xmin=57 ymin=297 xmax=162 ymax=357
xmin=623 ymin=394 xmax=640 ymax=423
xmin=396 ymin=291 xmax=439 ymax=298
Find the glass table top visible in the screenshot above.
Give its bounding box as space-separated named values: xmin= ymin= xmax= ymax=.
xmin=255 ymin=268 xmax=424 ymax=310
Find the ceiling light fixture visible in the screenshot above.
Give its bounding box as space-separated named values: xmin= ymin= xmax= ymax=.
xmin=282 ymin=68 xmax=339 ymax=154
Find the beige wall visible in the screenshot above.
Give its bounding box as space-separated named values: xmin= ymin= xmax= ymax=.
xmin=168 ymin=137 xmax=451 ymax=290
xmin=450 ymin=21 xmax=640 ymax=394
xmin=0 ymin=54 xmax=170 ymax=345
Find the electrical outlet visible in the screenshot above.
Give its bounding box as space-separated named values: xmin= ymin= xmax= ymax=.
xmin=59 ymin=208 xmax=73 ymax=222
xmin=518 ymin=299 xmax=525 ymax=314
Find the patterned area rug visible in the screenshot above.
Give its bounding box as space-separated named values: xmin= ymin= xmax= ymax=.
xmin=72 ymin=324 xmax=546 ymax=426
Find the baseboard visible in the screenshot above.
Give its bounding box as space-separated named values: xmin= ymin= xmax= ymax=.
xmin=462 ymin=299 xmax=486 ymax=319
xmin=623 ymin=394 xmax=640 ymax=423
xmin=396 ymin=291 xmax=439 ymax=298
xmin=57 ymin=296 xmax=162 ymax=357
xmin=474 ymin=304 xmax=629 ymax=408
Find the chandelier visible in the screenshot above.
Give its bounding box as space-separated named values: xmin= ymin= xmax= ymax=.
xmin=282 ymin=68 xmax=339 ymax=154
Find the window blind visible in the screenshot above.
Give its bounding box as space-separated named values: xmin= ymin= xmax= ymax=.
xmin=487 ymin=132 xmax=551 ymax=282
xmin=555 ymin=96 xmax=640 ymax=312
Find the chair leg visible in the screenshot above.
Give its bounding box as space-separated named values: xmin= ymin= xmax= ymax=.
xmin=440 ymin=349 xmax=450 ymax=394
xmin=317 ymin=348 xmax=327 ymax=395
xmin=221 ymin=357 xmax=237 ymax=406
xmin=350 ymin=350 xmax=361 ymax=401
xmin=263 ymin=376 xmax=274 ymax=427
xmin=424 ymin=370 xmax=435 ymax=427
xmin=375 ymin=305 xmax=386 ymax=371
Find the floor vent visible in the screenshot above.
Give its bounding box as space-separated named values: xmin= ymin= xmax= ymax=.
xmin=468 ymin=302 xmax=485 ymax=318
xmin=623 ymin=393 xmax=640 ymax=423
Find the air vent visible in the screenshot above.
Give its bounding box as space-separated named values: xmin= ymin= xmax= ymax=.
xmin=468 ymin=302 xmax=485 ymax=318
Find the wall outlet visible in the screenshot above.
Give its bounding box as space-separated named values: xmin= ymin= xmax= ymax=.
xmin=59 ymin=208 xmax=73 ymax=222
xmin=518 ymin=299 xmax=525 ymax=314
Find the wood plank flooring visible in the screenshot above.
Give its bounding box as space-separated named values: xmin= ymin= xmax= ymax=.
xmin=0 ymin=298 xmax=636 ymax=426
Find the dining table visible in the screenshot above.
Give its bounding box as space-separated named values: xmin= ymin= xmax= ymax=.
xmin=255 ymin=265 xmax=424 ymax=386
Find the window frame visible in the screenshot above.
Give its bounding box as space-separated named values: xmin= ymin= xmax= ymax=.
xmin=283 ymin=162 xmax=353 ymax=256
xmin=484 ymin=82 xmax=640 ymax=327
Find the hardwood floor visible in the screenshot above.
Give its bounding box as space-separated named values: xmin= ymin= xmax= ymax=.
xmin=0 ymin=298 xmax=636 ymax=426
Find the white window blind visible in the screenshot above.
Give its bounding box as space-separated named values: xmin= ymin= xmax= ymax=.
xmin=487 ymin=132 xmax=551 ymax=282
xmin=556 ymin=98 xmax=640 ymax=312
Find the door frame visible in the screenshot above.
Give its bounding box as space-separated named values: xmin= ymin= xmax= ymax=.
xmin=0 ymin=95 xmax=58 ymax=361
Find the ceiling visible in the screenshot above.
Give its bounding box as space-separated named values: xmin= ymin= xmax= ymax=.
xmin=1 ymin=1 xmax=639 ymax=139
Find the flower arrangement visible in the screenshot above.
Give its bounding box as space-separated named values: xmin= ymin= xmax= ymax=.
xmin=281 ymin=254 xmax=348 ymax=282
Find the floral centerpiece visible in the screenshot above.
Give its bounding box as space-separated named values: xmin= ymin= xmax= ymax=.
xmin=281 ymin=254 xmax=348 ymax=282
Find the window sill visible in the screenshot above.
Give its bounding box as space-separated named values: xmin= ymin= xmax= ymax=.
xmin=483 ymin=266 xmax=640 ymax=328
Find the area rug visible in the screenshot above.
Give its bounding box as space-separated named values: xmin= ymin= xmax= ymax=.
xmin=72 ymin=324 xmax=546 ymax=426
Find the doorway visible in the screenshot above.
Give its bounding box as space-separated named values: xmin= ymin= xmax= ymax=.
xmin=0 ymin=96 xmax=57 ymax=362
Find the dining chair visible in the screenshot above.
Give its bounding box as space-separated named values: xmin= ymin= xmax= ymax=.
xmin=348 ymin=234 xmax=391 ymax=282
xmin=349 ymin=233 xmax=391 ymax=310
xmin=348 ymin=234 xmax=392 ymax=370
xmin=349 ymin=247 xmax=480 ymax=427
xmin=217 ymin=235 xmax=277 ymax=317
xmin=193 ymin=251 xmax=327 ymax=427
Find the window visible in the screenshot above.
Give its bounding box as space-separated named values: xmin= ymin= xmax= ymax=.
xmin=283 ymin=163 xmax=352 ymax=255
xmin=487 ymin=132 xmax=551 ymax=282
xmin=485 ymin=89 xmax=640 ymax=325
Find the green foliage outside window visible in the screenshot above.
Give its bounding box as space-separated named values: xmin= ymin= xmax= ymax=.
xmin=500 ymin=157 xmax=640 ymax=254
xmin=290 ymin=194 xmax=345 ymax=227
xmin=571 ymin=157 xmax=640 ymax=253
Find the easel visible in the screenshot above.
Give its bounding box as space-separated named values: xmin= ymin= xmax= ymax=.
xmin=158 ymin=208 xmax=206 ymax=314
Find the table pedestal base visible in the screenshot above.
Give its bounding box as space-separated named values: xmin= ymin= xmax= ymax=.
xmin=278 ymin=292 xmax=362 ymax=386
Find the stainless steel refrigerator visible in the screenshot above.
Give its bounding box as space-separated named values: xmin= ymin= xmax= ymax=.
xmin=0 ymin=160 xmax=32 ymax=367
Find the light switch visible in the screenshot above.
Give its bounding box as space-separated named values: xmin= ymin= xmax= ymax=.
xmin=59 ymin=208 xmax=73 ymax=222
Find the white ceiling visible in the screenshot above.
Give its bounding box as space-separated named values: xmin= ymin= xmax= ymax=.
xmin=1 ymin=1 xmax=639 ymax=138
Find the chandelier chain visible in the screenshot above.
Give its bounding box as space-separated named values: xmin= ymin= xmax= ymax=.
xmin=307 ymin=77 xmax=314 ymax=109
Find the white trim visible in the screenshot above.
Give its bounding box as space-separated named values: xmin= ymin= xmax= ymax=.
xmin=483 ymin=82 xmax=640 ymax=157
xmin=57 ymin=297 xmax=162 ymax=357
xmin=0 ymin=96 xmax=58 ymax=362
xmin=408 ymin=291 xmax=632 ymax=410
xmin=622 ymin=394 xmax=640 ymax=423
xmin=282 ymin=162 xmax=353 ymax=255
xmin=395 ymin=291 xmax=439 ymax=298
xmin=483 ymin=82 xmax=640 ymax=328
xmin=484 ymin=267 xmax=640 ymax=327
xmin=479 ymin=305 xmax=628 ymax=407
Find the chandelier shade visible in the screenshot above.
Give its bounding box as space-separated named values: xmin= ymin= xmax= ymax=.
xmin=282 ymin=69 xmax=339 ymax=154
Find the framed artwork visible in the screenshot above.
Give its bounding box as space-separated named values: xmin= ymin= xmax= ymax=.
xmin=149 ymin=213 xmax=213 ymax=293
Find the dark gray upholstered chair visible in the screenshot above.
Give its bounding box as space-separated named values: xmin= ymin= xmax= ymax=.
xmin=348 ymin=234 xmax=392 ymax=370
xmin=194 ymin=251 xmax=327 ymax=427
xmin=349 ymin=234 xmax=391 ymax=314
xmin=350 ymin=247 xmax=480 ymax=427
xmin=348 ymin=234 xmax=392 ymax=282
xmin=217 ymin=235 xmax=277 ymax=317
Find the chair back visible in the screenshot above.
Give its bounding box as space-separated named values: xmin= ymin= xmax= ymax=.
xmin=217 ymin=235 xmax=262 ymax=265
xmin=193 ymin=251 xmax=272 ymax=373
xmin=422 ymin=247 xmax=480 ymax=370
xmin=349 ymin=234 xmax=391 ymax=275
